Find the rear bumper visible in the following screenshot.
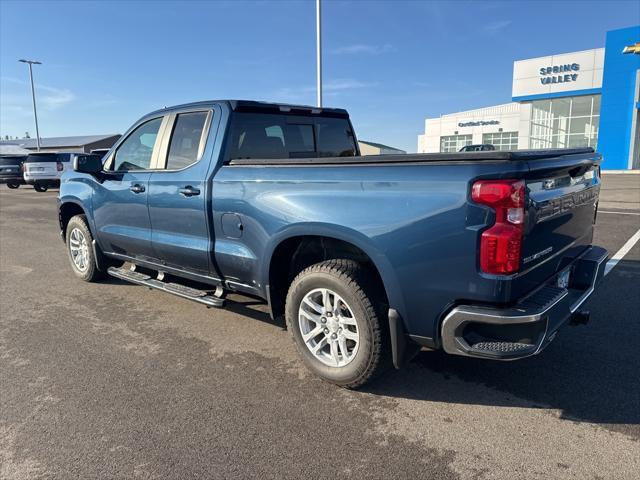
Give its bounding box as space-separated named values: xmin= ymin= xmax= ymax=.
xmin=440 ymin=245 xmax=608 ymax=360
xmin=0 ymin=175 xmax=25 ymax=184
xmin=24 ymin=177 xmax=60 ymax=186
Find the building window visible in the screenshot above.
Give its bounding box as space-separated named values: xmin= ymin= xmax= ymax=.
xmin=482 ymin=132 xmax=518 ymax=151
xmin=440 ymin=134 xmax=472 ymax=152
xmin=529 ymin=94 xmax=600 ymax=149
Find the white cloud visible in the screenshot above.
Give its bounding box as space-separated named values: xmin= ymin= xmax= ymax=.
xmin=0 ymin=76 xmax=24 ymax=85
xmin=330 ymin=44 xmax=395 ymax=55
xmin=274 ymin=78 xmax=378 ymax=102
xmin=0 ymin=76 xmax=75 ymax=111
xmin=482 ymin=20 xmax=512 ymax=34
xmin=1 ymin=77 xmax=76 ymax=137
xmin=270 ymin=78 xmax=379 ymax=103
xmin=38 ymin=85 xmax=75 ymax=110
xmin=324 ymin=79 xmax=378 ymax=91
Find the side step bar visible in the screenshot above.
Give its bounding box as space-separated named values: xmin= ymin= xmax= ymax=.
xmin=107 ymin=266 xmax=225 ymax=308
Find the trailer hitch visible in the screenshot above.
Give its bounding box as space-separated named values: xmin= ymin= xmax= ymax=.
xmin=569 ymin=310 xmax=590 ymax=326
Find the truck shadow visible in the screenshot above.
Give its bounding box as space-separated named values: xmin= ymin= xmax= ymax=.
xmin=225 ymin=295 xmax=286 ymax=329
xmin=102 ymin=259 xmax=639 ymax=427
xmin=102 ymin=275 xmax=286 ymax=329
xmin=364 ymin=258 xmax=640 ymax=427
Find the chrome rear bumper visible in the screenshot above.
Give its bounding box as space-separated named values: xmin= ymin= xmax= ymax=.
xmin=440 ymin=246 xmax=608 ymax=360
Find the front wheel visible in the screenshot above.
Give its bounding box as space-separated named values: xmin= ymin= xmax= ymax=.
xmin=7 ymin=182 xmax=20 ymax=189
xmin=65 ymin=215 xmax=105 ymax=282
xmin=34 ymin=183 xmax=48 ymax=192
xmin=285 ymin=259 xmax=390 ymax=389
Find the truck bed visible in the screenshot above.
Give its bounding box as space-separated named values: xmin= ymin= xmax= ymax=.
xmin=228 ymin=148 xmax=595 ymax=166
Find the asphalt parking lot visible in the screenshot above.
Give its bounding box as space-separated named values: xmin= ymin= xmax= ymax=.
xmin=1 ymin=174 xmax=639 ymax=480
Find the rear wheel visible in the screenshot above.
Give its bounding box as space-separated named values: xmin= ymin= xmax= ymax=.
xmin=285 ymin=259 xmax=390 ymax=389
xmin=65 ymin=215 xmax=105 ymax=282
xmin=34 ymin=183 xmax=48 ymax=192
xmin=7 ymin=182 xmax=20 ymax=189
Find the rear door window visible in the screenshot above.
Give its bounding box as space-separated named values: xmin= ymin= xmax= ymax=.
xmin=165 ymin=111 xmax=209 ymax=170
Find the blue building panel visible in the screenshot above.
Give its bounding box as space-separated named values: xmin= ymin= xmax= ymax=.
xmin=598 ymin=26 xmax=640 ymax=170
xmin=512 ymin=88 xmax=602 ymax=102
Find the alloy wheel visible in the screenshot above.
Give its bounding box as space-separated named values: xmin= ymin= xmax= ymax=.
xmin=298 ymin=288 xmax=360 ymax=367
xmin=69 ymin=227 xmax=90 ymax=272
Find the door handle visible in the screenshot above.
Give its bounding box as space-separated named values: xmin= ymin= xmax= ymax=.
xmin=179 ymin=186 xmax=200 ymax=197
xmin=130 ymin=184 xmax=145 ymax=194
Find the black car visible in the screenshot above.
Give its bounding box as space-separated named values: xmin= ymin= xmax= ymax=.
xmin=0 ymin=155 xmax=27 ymax=189
xmin=89 ymin=148 xmax=110 ymax=158
xmin=459 ymin=144 xmax=496 ymax=152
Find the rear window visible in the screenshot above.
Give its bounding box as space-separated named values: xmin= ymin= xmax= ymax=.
xmin=25 ymin=154 xmax=58 ymax=163
xmin=0 ymin=156 xmax=25 ymax=166
xmin=225 ymin=113 xmax=356 ymax=161
xmin=315 ymin=117 xmax=357 ymax=157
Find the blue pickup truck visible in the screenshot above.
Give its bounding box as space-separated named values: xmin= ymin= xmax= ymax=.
xmin=58 ymin=100 xmax=607 ymax=388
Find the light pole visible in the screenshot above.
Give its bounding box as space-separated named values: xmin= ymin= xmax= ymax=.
xmin=19 ymin=59 xmax=42 ymax=151
xmin=316 ymin=0 xmax=322 ymax=108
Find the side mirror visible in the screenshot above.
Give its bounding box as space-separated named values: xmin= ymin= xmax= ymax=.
xmin=73 ymin=154 xmax=103 ymax=174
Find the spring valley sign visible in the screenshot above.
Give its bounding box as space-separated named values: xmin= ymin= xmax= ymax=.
xmin=539 ymin=63 xmax=580 ymax=85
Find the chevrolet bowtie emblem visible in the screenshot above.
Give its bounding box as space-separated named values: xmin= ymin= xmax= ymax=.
xmin=622 ymin=42 xmax=640 ymax=54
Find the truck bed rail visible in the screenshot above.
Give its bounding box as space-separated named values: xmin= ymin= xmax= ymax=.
xmin=228 ymin=148 xmax=596 ymax=166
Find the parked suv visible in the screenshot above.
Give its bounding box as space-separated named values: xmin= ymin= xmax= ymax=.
xmin=23 ymin=152 xmax=73 ymax=192
xmin=0 ymin=155 xmax=27 ymax=188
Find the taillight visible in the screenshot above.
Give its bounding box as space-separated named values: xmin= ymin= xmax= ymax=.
xmin=56 ymin=162 xmax=63 ymax=172
xmin=472 ymin=179 xmax=525 ymax=275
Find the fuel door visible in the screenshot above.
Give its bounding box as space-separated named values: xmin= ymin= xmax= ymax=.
xmin=221 ymin=213 xmax=243 ymax=238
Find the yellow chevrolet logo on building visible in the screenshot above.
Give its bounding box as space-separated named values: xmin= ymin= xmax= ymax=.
xmin=622 ymin=42 xmax=640 ymax=54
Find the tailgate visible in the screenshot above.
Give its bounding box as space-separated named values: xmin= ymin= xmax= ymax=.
xmin=0 ymin=157 xmax=22 ymax=174
xmin=25 ymin=161 xmax=58 ymax=175
xmin=518 ymin=151 xmax=601 ymax=289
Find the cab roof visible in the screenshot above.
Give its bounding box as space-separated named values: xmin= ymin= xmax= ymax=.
xmin=148 ymin=100 xmax=349 ymax=118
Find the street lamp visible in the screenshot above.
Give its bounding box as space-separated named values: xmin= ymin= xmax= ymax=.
xmin=18 ymin=59 xmax=42 ymax=151
xmin=316 ymin=0 xmax=322 ymax=108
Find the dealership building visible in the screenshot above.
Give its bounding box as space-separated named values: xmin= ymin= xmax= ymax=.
xmin=418 ymin=26 xmax=640 ymax=170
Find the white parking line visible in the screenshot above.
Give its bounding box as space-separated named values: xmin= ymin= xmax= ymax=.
xmin=604 ymin=228 xmax=640 ymax=276
xmin=598 ymin=210 xmax=640 ymax=216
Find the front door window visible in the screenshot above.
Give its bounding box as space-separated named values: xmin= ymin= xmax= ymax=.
xmin=113 ymin=117 xmax=163 ymax=171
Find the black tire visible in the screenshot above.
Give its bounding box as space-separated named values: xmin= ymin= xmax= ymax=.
xmin=7 ymin=182 xmax=20 ymax=189
xmin=65 ymin=215 xmax=105 ymax=282
xmin=285 ymin=259 xmax=391 ymax=389
xmin=34 ymin=183 xmax=48 ymax=192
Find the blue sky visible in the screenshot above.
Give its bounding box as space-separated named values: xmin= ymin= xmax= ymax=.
xmin=0 ymin=0 xmax=637 ymax=152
